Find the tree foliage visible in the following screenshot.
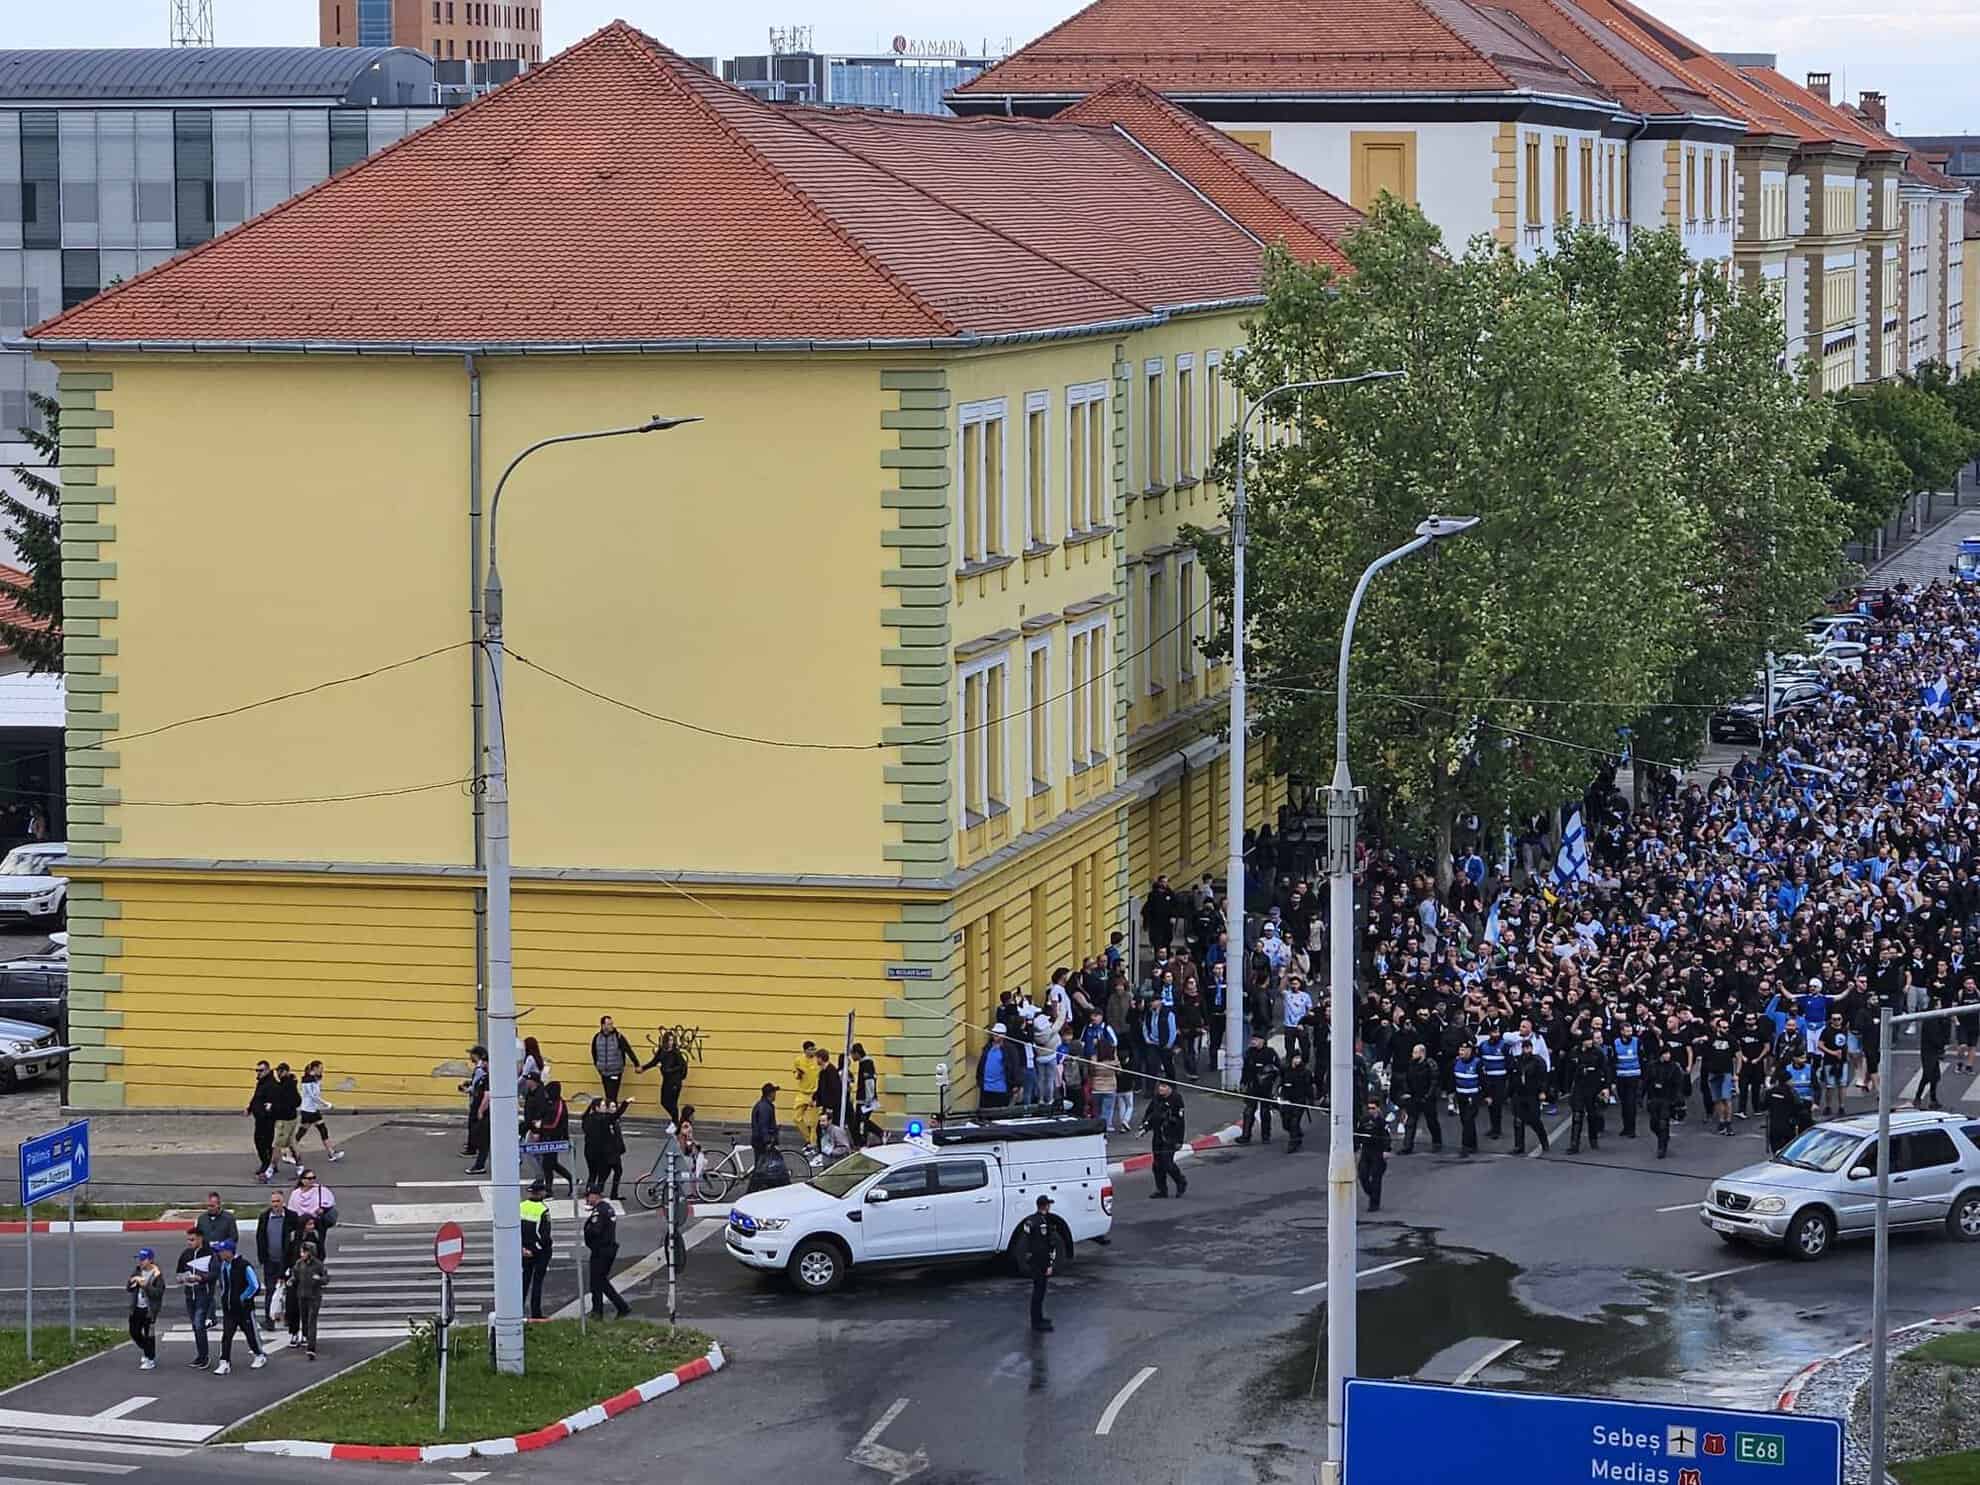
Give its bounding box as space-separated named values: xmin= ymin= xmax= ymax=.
xmin=1848 ymin=377 xmax=1968 ymax=495
xmin=1191 ymin=203 xmax=1844 ymax=863
xmin=0 ymin=394 xmax=63 ymax=674
xmin=1817 ymin=415 xmax=1911 ymax=540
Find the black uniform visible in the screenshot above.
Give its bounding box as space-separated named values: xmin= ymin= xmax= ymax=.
xmin=1355 ymin=1111 xmax=1391 ymax=1211
xmin=1238 ymin=1044 xmax=1282 ymax=1141
xmin=1508 ymin=1052 xmax=1550 ymax=1154
xmin=1763 ymin=1082 xmax=1801 ymax=1154
xmin=583 ymin=1201 xmax=630 ymax=1318
xmin=1736 ymin=1022 xmax=1771 ymax=1116
xmin=1017 ymin=1211 xmax=1056 ymax=1330
xmin=1399 ymin=1055 xmax=1443 ymax=1154
xmin=1644 ymin=1056 xmax=1684 ymax=1158
xmin=1280 ymin=1062 xmax=1316 ymax=1153
xmin=1142 ymin=1089 xmax=1189 ymax=1196
xmin=1566 ymin=1048 xmax=1609 ymax=1154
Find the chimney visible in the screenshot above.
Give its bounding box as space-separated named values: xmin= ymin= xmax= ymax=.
xmin=1859 ymin=90 xmax=1887 ymax=128
xmin=1806 ymin=70 xmax=1831 ymax=104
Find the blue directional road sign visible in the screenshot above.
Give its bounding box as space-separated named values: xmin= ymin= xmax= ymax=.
xmin=520 ymin=1138 xmax=571 ymax=1156
xmin=17 ymin=1120 xmax=89 ymax=1206
xmin=1344 ymin=1379 xmax=1842 ymax=1485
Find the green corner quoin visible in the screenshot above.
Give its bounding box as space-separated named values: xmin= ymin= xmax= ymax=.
xmin=878 ymin=367 xmax=958 ymax=1102
xmin=57 ymin=367 xmax=125 ymax=1110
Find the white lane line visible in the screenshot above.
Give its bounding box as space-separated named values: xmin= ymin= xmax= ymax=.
xmin=0 ymin=1410 xmax=217 ymax=1444
xmin=1292 ymin=1256 xmax=1423 ymax=1296
xmin=0 ymin=1458 xmax=139 ymax=1476
xmin=1451 ymin=1340 xmax=1520 ymax=1386
xmin=1094 ymin=1366 xmax=1158 ymax=1437
xmin=1656 ymin=1203 xmax=1702 ymax=1214
xmin=0 ymin=1436 xmax=190 ymax=1459
xmin=91 ymin=1398 xmax=155 ymax=1420
xmin=548 ymin=1218 xmax=719 ymax=1320
xmin=1527 ymin=1117 xmax=1573 ymax=1158
xmin=1683 ymin=1264 xmax=1765 ymax=1284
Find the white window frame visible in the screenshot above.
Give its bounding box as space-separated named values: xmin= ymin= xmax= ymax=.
xmin=956 ymin=396 xmax=1008 ymax=569
xmin=1176 ymin=553 xmax=1198 ymax=679
xmin=1145 ymin=562 xmax=1166 ymax=695
xmin=1025 ymin=633 xmax=1054 ymax=794
xmin=1142 ymin=356 xmax=1165 ymax=488
xmin=957 ymin=650 xmax=1010 ymax=824
xmin=1065 ymin=380 xmax=1108 ymax=533
xmin=1205 ymin=350 xmax=1223 ymax=464
xmin=1174 ymin=352 xmax=1195 ymax=480
xmin=1019 ymin=389 xmax=1052 ymax=550
xmin=1068 ymin=614 xmax=1109 ymax=771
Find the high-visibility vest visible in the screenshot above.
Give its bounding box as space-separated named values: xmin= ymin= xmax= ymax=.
xmin=1453 ymin=1056 xmax=1481 ymax=1096
xmin=1613 ymin=1037 xmax=1642 ymax=1079
xmin=1480 ymin=1040 xmax=1508 ymax=1078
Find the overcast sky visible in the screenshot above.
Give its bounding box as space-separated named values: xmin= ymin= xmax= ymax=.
xmin=15 ymin=0 xmax=1980 ymax=133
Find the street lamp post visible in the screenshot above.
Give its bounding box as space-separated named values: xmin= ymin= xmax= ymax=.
xmin=480 ymin=414 xmax=699 ymax=1376
xmin=1321 ymin=513 xmax=1480 ymax=1484
xmin=1221 ymin=371 xmax=1404 ymax=1091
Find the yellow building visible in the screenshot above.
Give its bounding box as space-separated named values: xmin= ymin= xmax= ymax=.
xmin=18 ymin=30 xmax=1351 ymax=1117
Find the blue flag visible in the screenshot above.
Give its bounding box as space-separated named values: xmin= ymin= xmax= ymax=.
xmin=1924 ymin=675 xmax=1952 ymax=712
xmin=1551 ymin=809 xmax=1591 ymax=891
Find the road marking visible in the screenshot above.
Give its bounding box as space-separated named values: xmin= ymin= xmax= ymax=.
xmin=1094 ymin=1366 xmax=1157 ymax=1436
xmin=91 ymin=1398 xmax=154 ymax=1420
xmin=1526 ymin=1117 xmax=1573 ymax=1158
xmin=1683 ymin=1264 xmax=1764 ymax=1284
xmin=0 ymin=1436 xmax=189 ymax=1459
xmin=0 ymin=1410 xmax=218 ymax=1444
xmin=0 ymin=1458 xmax=140 ymax=1476
xmin=848 ymin=1396 xmax=927 ymax=1482
xmin=1656 ymin=1203 xmax=1702 ymax=1214
xmin=548 ymin=1219 xmax=719 ymax=1320
xmin=1292 ymin=1256 xmax=1423 ymax=1296
xmin=370 ymin=1200 xmax=493 ymax=1226
xmin=1452 ymin=1340 xmax=1520 ymax=1386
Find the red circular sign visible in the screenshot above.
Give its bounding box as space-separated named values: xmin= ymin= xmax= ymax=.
xmin=433 ymin=1219 xmax=466 ymax=1274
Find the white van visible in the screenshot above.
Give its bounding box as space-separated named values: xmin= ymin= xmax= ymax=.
xmin=723 ymin=1115 xmax=1114 ymax=1294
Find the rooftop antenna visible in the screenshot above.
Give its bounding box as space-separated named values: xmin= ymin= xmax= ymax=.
xmin=169 ymin=0 xmax=214 ymax=46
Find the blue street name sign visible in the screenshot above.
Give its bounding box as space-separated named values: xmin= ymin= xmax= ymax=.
xmin=520 ymin=1138 xmax=571 ymax=1156
xmin=1344 ymin=1379 xmax=1842 ymax=1485
xmin=18 ymin=1120 xmax=90 ymax=1206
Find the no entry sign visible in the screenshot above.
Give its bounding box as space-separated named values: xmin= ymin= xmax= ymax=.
xmin=433 ymin=1220 xmax=466 ymax=1274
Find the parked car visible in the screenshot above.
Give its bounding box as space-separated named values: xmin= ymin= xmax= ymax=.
xmin=1699 ymin=1111 xmax=1980 ymax=1260
xmin=0 ymin=949 xmax=66 ymax=1033
xmin=1775 ymin=640 xmax=1866 ymax=676
xmin=0 ymin=1012 xmax=69 ymax=1093
xmin=1708 ymin=678 xmax=1826 ymax=743
xmin=0 ymin=843 xmax=68 ymax=925
xmin=1804 ymin=614 xmax=1868 ymax=646
xmin=724 ymin=1115 xmax=1114 ymax=1294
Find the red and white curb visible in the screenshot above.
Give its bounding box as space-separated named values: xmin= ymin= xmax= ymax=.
xmin=240 ymin=1342 xmax=725 ymax=1462
xmin=0 ymin=1219 xmax=185 ymax=1234
xmin=1776 ymin=1304 xmax=1980 ymax=1411
xmin=1109 ymin=1122 xmax=1243 ymax=1176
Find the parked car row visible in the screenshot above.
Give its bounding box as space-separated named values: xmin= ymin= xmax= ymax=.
xmin=1706 ymin=614 xmax=1873 ymax=744
xmin=0 ymin=843 xmax=72 ymax=1094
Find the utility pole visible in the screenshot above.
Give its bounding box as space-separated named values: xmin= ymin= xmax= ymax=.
xmin=169 ymin=0 xmax=214 ymax=46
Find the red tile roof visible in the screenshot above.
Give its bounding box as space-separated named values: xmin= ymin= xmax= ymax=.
xmin=30 ymin=23 xmax=1331 ymax=347
xmin=953 ymin=0 xmax=1611 ymax=100
xmin=1839 ymin=104 xmax=1969 ymax=192
xmin=1733 ymin=67 xmax=1892 ymax=154
xmin=1057 ymin=81 xmax=1359 ymax=270
xmin=0 ymin=565 xmax=49 ymax=641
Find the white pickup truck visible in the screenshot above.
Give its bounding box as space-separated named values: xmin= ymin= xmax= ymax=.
xmin=723 ymin=1115 xmax=1114 ymax=1294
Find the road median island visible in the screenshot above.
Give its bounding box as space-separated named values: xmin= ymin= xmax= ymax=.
xmin=221 ymin=1320 xmax=720 ymax=1458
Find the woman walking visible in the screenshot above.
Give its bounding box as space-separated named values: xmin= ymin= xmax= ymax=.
xmin=643 ymin=1031 xmax=689 ymax=1124
xmin=531 ymin=1080 xmax=577 ymax=1197
xmin=296 ymin=1061 xmax=344 ymax=1163
xmin=849 ymin=1043 xmax=879 ymax=1146
xmin=520 ymin=1036 xmax=548 ymax=1091
xmin=581 ymin=1095 xmax=629 ymax=1200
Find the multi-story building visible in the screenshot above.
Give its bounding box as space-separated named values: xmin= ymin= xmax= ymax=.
xmin=319 ymin=0 xmax=543 ymax=67
xmin=950 ymin=0 xmax=1967 ymax=391
xmin=12 ymin=27 xmax=1360 ymax=1115
xmin=0 ymin=45 xmax=443 ymax=464
xmin=720 ymin=48 xmax=998 ymax=115
xmin=1842 ymin=93 xmax=1966 ymax=375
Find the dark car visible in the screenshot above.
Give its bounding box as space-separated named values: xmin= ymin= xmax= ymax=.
xmin=0 ymin=953 xmax=65 ymax=1033
xmin=1709 ymin=679 xmax=1826 ymax=744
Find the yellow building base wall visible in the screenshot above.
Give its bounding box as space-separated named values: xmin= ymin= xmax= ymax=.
xmin=66 ymin=868 xmax=910 ymax=1123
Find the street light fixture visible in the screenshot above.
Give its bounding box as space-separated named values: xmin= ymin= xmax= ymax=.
xmin=1221 ymin=370 xmax=1404 ymax=1092
xmin=480 ymin=413 xmax=700 ymax=1376
xmin=1321 ymin=511 xmax=1479 ymax=1485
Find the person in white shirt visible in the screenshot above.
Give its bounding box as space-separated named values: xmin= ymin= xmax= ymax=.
xmin=296 ymin=1061 xmax=344 ymax=1163
xmin=286 ymin=1169 xmax=338 ymax=1257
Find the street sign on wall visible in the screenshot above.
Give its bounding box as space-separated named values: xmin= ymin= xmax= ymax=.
xmin=1344 ymin=1379 xmax=1842 ymax=1485
xmin=17 ymin=1120 xmax=89 ymax=1206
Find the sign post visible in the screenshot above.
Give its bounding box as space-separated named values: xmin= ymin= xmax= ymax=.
xmin=17 ymin=1121 xmax=90 ymax=1362
xmin=433 ymin=1221 xmax=464 ymax=1434
xmin=1342 ymin=1379 xmax=1842 ymax=1485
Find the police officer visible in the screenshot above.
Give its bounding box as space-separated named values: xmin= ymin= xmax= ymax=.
xmin=1017 ymin=1195 xmax=1056 ymax=1332
xmin=1280 ymin=1054 xmax=1316 ymax=1154
xmin=1610 ymin=1021 xmax=1643 ymax=1138
xmin=1451 ymin=1039 xmax=1482 ymax=1155
xmin=519 ymin=1178 xmax=553 ymax=1320
xmin=1355 ymin=1099 xmax=1390 ymax=1212
xmin=1236 ymin=1033 xmax=1282 ymax=1143
xmin=1398 ymin=1042 xmax=1442 ymax=1154
xmin=582 ymin=1188 xmax=630 ymax=1319
xmin=1508 ymin=1040 xmax=1550 ymax=1155
xmin=1567 ymin=1035 xmax=1611 ymax=1155
xmin=1645 ymin=1044 xmax=1684 ymax=1159
xmin=1142 ymin=1080 xmax=1189 ymax=1196
xmin=1478 ymin=1027 xmax=1510 ymax=1139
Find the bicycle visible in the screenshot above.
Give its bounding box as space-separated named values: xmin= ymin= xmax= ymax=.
xmin=634 ymin=1141 xmax=795 ymax=1208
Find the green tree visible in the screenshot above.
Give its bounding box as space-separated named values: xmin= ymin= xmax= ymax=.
xmin=1196 ymin=203 xmax=1700 ymax=877
xmin=1850 ymin=378 xmax=1967 ymax=494
xmin=1818 ymin=414 xmax=1911 ymax=540
xmin=0 ymin=394 xmax=63 ymax=673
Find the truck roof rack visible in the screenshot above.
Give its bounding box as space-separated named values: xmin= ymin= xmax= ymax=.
xmin=927 ymin=1113 xmax=1107 ymax=1146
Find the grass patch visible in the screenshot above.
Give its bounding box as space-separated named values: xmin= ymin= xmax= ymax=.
xmin=1910 ymin=1334 xmax=1980 ymax=1371
xmin=0 ymin=1328 xmax=125 ymax=1389
xmin=0 ymin=1202 xmax=175 ymax=1223
xmin=1894 ymin=1449 xmax=1980 ymax=1485
xmin=221 ymin=1320 xmax=715 ymax=1446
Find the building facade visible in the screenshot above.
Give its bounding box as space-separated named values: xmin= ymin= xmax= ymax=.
xmin=320 ymin=0 xmax=542 ymax=66
xmin=14 ymin=30 xmax=1356 ymax=1116
xmin=720 ymin=49 xmax=997 ymax=115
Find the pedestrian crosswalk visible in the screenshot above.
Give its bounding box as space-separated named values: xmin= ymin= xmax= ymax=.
xmin=0 ymin=1430 xmax=196 ymax=1483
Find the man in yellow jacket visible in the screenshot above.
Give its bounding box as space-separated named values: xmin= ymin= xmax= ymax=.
xmin=790 ymin=1040 xmax=821 ymax=1151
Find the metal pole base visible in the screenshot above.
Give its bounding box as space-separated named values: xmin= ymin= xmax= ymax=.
xmin=491 ymin=1314 xmax=525 ymax=1375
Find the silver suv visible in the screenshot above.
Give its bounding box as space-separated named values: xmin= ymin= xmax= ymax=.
xmin=1699 ymin=1111 xmax=1980 ymax=1260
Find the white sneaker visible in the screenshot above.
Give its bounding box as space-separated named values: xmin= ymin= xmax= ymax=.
xmin=328 ymin=1150 xmax=345 ymax=1162
xmin=250 ymin=1354 xmax=268 ymax=1369
xmin=139 ymin=1358 xmax=156 ymax=1371
xmin=281 ymin=1155 xmax=300 ymax=1167
xmin=213 ymin=1361 xmax=232 ymax=1375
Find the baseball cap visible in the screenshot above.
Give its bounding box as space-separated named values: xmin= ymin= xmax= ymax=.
xmin=135 ymin=1247 xmax=155 ymax=1261
xmin=1035 ymin=1194 xmax=1053 ymax=1209
xmin=213 ymin=1239 xmax=235 ymax=1253
xmin=528 ymin=1179 xmax=546 ymax=1194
